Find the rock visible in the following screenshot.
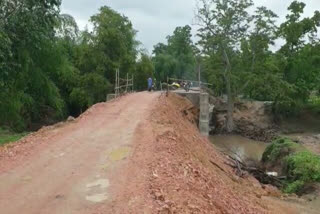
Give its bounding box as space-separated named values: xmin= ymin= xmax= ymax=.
xmin=314 ymin=134 xmax=320 ymax=140
xmin=67 ymin=116 xmax=75 ymax=122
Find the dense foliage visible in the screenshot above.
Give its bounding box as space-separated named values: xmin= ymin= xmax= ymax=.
xmin=262 ymin=138 xmax=320 ymax=194
xmin=262 ymin=138 xmax=302 ymax=163
xmin=285 ymin=151 xmax=320 ymax=194
xmin=1 ymin=0 xmax=320 ymax=133
xmin=0 ymin=1 xmax=152 ymax=131
xmin=152 ymin=25 xmax=197 ymax=83
xmin=193 ymin=0 xmax=320 ymax=131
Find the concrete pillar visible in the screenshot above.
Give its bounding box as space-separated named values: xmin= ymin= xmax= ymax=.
xmin=199 ymin=93 xmax=210 ymax=136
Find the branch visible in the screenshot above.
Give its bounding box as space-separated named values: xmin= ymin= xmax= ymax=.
xmin=237 ymin=79 xmax=250 ymax=95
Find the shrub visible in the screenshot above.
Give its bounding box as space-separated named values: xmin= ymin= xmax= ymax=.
xmin=262 ymin=138 xmax=320 ymax=194
xmin=262 ymin=138 xmax=302 ymax=163
xmin=284 ymin=151 xmax=320 ymax=193
xmin=69 ymin=88 xmax=90 ymax=114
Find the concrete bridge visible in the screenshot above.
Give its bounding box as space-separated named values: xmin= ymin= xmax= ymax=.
xmin=174 ymin=88 xmax=212 ymax=136
xmin=108 ymin=88 xmax=212 ymax=136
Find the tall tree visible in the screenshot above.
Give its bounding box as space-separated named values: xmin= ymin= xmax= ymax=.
xmin=239 ymin=7 xmax=280 ymax=101
xmin=196 ymin=0 xmax=253 ymax=132
xmin=89 ymin=6 xmax=138 ymax=83
xmin=0 ymin=0 xmax=64 ymax=130
xmin=275 ymin=1 xmax=320 ymax=113
xmin=134 ymin=54 xmax=154 ymax=91
xmin=279 ymin=1 xmax=320 ymax=55
xmin=167 ymin=25 xmax=196 ymax=79
xmin=153 ymin=25 xmax=196 ymax=83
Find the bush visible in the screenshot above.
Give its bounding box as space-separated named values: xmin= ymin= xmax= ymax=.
xmin=262 ymin=138 xmax=320 ymax=194
xmin=284 ymin=151 xmax=320 ymax=193
xmin=69 ymin=88 xmax=90 ymax=114
xmin=262 ymin=138 xmax=302 ymax=163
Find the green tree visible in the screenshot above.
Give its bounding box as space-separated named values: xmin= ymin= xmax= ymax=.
xmin=89 ymin=6 xmax=138 ymax=83
xmin=279 ymin=1 xmax=320 ymax=55
xmin=274 ymin=1 xmax=320 ymax=114
xmin=196 ymin=0 xmax=253 ymax=132
xmin=0 ymin=0 xmax=64 ymax=130
xmin=239 ymin=7 xmax=283 ymax=101
xmin=134 ymin=54 xmax=154 ymax=91
xmin=167 ymin=25 xmax=196 ymax=80
xmin=153 ymin=25 xmax=196 ymax=83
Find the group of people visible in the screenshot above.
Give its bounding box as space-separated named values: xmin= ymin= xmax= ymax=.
xmin=147 ymin=77 xmax=193 ymax=92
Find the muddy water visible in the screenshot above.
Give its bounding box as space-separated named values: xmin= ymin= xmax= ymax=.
xmin=210 ymin=135 xmax=320 ymax=212
xmin=210 ymin=135 xmax=268 ymax=162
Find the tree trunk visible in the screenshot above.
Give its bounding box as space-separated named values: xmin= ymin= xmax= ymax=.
xmin=226 ymin=73 xmax=234 ymax=132
xmin=223 ymin=49 xmax=234 ymax=133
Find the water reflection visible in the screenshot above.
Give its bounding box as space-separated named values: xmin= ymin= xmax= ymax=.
xmin=210 ymin=135 xmax=268 ymax=162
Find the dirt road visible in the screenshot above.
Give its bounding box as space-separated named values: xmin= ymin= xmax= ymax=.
xmin=1 ymin=92 xmax=316 ymax=214
xmin=0 ymin=92 xmax=159 ymax=214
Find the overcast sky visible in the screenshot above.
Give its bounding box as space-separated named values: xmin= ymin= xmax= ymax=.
xmin=61 ymin=0 xmax=319 ymax=53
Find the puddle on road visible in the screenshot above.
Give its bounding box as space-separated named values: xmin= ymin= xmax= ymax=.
xmin=86 ymin=179 xmax=110 ymax=189
xmin=86 ymin=193 xmax=108 ymax=203
xmin=109 ymin=147 xmax=130 ymax=161
xmin=85 ymin=179 xmax=110 ymax=203
xmin=210 ymin=135 xmax=268 ymax=161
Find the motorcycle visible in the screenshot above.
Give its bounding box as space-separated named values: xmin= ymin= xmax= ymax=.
xmin=183 ymin=81 xmax=191 ymax=92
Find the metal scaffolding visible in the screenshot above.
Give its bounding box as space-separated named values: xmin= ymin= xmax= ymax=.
xmin=114 ymin=69 xmax=134 ymax=98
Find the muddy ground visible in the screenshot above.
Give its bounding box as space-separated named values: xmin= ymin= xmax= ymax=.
xmin=210 ymin=97 xmax=320 ymax=212
xmin=211 ymin=98 xmax=278 ymax=142
xmin=211 ymin=97 xmax=320 ymax=145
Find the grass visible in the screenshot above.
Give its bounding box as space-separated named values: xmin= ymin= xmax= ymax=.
xmin=0 ymin=127 xmax=29 ymax=146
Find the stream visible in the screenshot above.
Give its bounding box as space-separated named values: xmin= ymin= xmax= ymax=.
xmin=210 ymin=134 xmax=320 ymax=212
xmin=209 ymin=135 xmax=268 ymax=162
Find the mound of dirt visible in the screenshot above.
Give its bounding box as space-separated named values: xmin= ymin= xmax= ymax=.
xmin=145 ymin=93 xmax=294 ymax=213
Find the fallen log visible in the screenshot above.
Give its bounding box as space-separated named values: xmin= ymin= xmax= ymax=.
xmin=225 ymin=155 xmax=284 ymax=188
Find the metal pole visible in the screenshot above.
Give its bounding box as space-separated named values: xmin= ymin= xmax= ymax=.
xmin=125 ymin=73 xmax=128 ymax=93
xmin=115 ymin=69 xmax=118 ymax=98
xmin=198 ymin=63 xmax=201 ymax=91
xmin=118 ymin=69 xmax=120 ymax=96
xmin=166 ymin=76 xmax=169 ymax=96
xmin=132 ymin=75 xmax=134 ymax=92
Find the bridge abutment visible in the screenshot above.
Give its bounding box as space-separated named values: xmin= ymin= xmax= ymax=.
xmin=199 ymin=93 xmax=210 ymax=136
xmin=174 ymin=91 xmax=210 ymax=136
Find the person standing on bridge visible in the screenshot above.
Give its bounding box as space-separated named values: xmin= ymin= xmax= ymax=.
xmin=148 ymin=77 xmax=153 ymax=92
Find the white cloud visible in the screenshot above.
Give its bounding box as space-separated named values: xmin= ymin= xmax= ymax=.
xmin=61 ymin=0 xmax=320 ymax=52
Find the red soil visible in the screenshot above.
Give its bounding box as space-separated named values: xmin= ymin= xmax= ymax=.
xmin=0 ymin=92 xmax=298 ymax=213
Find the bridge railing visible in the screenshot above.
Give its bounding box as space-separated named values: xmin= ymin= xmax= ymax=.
xmin=107 ymin=69 xmax=134 ymax=101
xmin=115 ymin=69 xmax=134 ymax=98
xmin=164 ymin=77 xmax=212 ymax=93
